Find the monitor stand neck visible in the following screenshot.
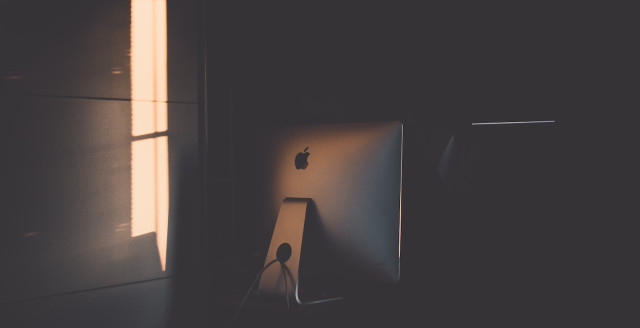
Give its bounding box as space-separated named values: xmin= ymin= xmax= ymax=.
xmin=257 ymin=198 xmax=342 ymax=305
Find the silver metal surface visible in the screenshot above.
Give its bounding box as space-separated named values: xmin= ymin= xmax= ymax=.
xmin=257 ymin=198 xmax=343 ymax=305
xmin=257 ymin=121 xmax=403 ymax=285
xmin=257 ymin=198 xmax=307 ymax=300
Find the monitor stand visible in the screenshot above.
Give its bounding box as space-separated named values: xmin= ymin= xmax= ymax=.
xmin=257 ymin=198 xmax=343 ymax=305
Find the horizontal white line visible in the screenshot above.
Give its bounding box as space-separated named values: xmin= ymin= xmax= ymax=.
xmin=472 ymin=120 xmax=556 ymax=126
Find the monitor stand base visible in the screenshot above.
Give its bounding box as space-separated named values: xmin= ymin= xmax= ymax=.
xmin=257 ymin=198 xmax=343 ymax=305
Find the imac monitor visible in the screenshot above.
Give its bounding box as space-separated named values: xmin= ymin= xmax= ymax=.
xmin=255 ymin=121 xmax=402 ymax=304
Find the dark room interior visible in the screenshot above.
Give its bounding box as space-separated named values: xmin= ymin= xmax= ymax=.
xmin=0 ymin=1 xmax=633 ymax=327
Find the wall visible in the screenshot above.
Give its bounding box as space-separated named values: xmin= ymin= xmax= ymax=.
xmin=206 ymin=3 xmax=625 ymax=327
xmin=0 ymin=2 xmax=628 ymax=327
xmin=0 ymin=1 xmax=202 ymax=327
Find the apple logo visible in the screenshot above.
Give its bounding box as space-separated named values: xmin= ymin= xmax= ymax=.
xmin=295 ymin=147 xmax=310 ymax=170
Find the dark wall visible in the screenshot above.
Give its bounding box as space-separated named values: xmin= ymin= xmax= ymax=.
xmin=206 ymin=3 xmax=630 ymax=327
xmin=0 ymin=1 xmax=629 ymax=327
xmin=0 ymin=1 xmax=202 ymax=327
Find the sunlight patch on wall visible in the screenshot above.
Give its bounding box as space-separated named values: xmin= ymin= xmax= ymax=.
xmin=130 ymin=0 xmax=169 ymax=271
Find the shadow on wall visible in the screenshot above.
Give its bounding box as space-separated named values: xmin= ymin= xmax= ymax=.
xmin=0 ymin=1 xmax=200 ymax=327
